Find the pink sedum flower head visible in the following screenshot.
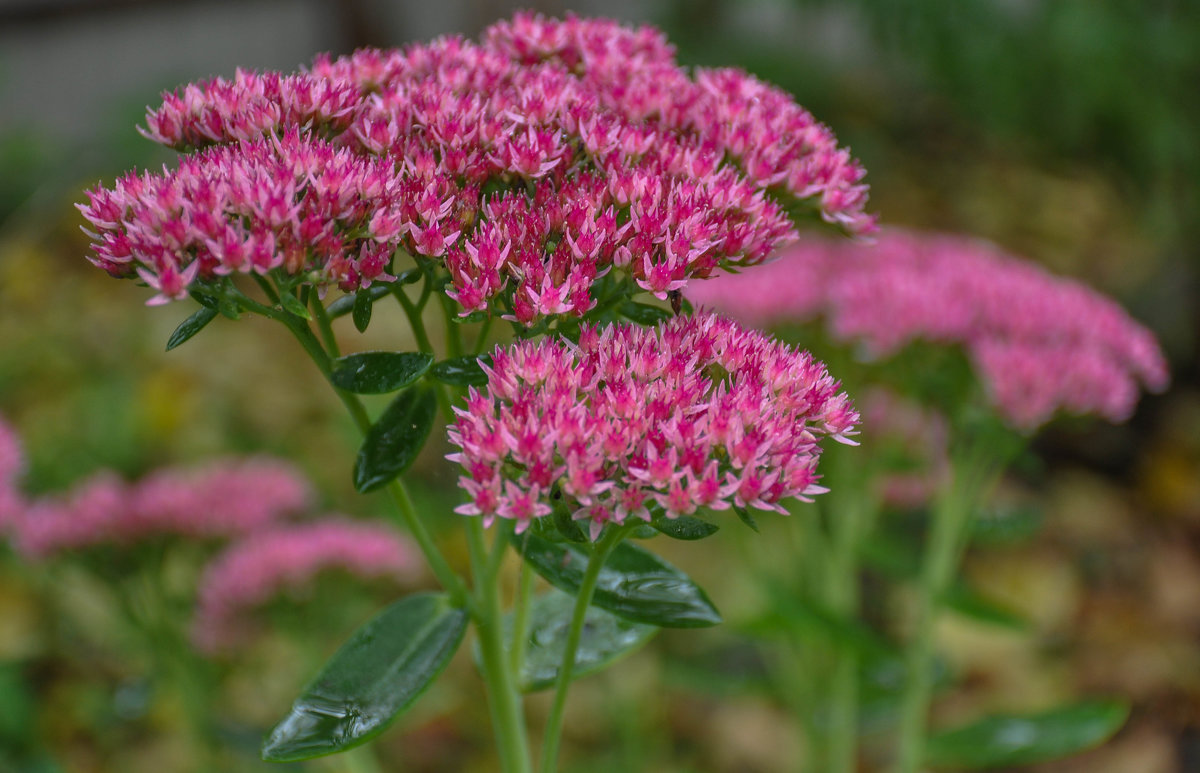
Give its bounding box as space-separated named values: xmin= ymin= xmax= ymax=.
xmin=192 ymin=519 xmax=419 ymax=654
xmin=447 ymin=312 xmax=858 ymax=539
xmin=80 ymin=12 xmax=873 ymax=320
xmin=12 ymin=457 xmax=312 ymax=558
xmin=687 ymin=229 xmax=1169 ymax=430
xmin=0 ymin=416 xmax=26 ymax=532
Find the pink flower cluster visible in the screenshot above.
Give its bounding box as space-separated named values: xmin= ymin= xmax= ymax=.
xmin=447 ymin=312 xmax=858 ymax=539
xmin=11 ymin=457 xmax=312 ymax=557
xmin=687 ymin=229 xmax=1169 ymax=429
xmin=80 ymin=12 xmax=873 ymax=319
xmin=80 ymin=131 xmax=405 ymax=303
xmin=0 ymin=417 xmax=25 ymax=531
xmin=191 ymin=520 xmax=418 ymax=653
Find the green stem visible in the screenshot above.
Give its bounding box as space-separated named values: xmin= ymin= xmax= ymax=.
xmin=393 ymin=284 xmax=435 ymax=353
xmin=467 ymin=519 xmax=533 ymax=773
xmin=473 ymin=313 xmax=495 ymax=356
xmin=825 ymin=508 xmax=861 ymax=773
xmin=539 ymin=525 xmax=628 ymax=773
xmin=393 ymin=284 xmax=454 ymax=421
xmin=311 ymin=291 xmax=341 ymax=357
xmin=440 ymin=294 xmax=464 ymax=358
xmin=276 ymin=310 xmax=469 ymax=605
xmin=509 ymin=559 xmax=536 ymax=676
xmin=824 ymin=452 xmax=875 ymax=773
xmin=892 ymin=452 xmax=990 ymax=773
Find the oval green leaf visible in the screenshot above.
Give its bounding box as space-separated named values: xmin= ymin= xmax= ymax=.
xmin=429 ymin=355 xmax=493 ymax=387
xmin=451 ymin=310 xmax=489 ymax=325
xmin=330 ymin=352 xmax=434 ymax=395
xmin=619 ymin=300 xmax=672 ymax=325
xmin=327 ymin=285 xmax=390 ymax=319
xmin=279 ymin=290 xmax=311 ymax=319
xmin=353 ymin=385 xmax=437 ymax=493
xmin=733 ymin=504 xmax=760 ymax=533
xmin=651 ymin=513 xmax=719 ymax=541
xmin=352 ymin=289 xmax=373 ymax=332
xmin=512 ymin=589 xmax=658 ymax=692
xmin=261 ymin=593 xmax=468 ymax=762
xmin=925 ymin=700 xmax=1130 ymax=769
xmin=166 ymin=306 xmax=218 ymax=351
xmin=512 ymin=533 xmax=722 ymax=628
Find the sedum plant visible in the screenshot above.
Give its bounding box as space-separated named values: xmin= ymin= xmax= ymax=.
xmin=75 ymin=12 xmax=872 ymax=772
xmin=690 ymin=229 xmax=1167 ymax=772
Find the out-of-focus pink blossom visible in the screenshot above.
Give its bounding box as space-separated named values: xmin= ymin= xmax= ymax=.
xmin=0 ymin=416 xmax=25 ymax=531
xmin=81 ymin=12 xmax=873 ymax=320
xmin=687 ymin=229 xmax=1169 ymax=429
xmin=12 ymin=457 xmax=311 ymax=558
xmin=191 ymin=519 xmax=418 ymax=654
xmin=447 ymin=312 xmax=857 ymax=539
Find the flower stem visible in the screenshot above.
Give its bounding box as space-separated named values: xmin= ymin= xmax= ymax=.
xmin=892 ymin=449 xmax=992 ymax=773
xmin=467 ymin=518 xmax=533 ymax=773
xmin=825 ymin=489 xmax=868 ymax=773
xmin=509 ymin=560 xmax=536 ymax=676
xmin=276 ymin=308 xmax=469 ymax=605
xmin=539 ymin=525 xmax=628 ymax=773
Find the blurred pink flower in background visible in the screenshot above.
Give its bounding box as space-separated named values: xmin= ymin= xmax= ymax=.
xmin=191 ymin=519 xmax=419 ymax=654
xmin=687 ymin=229 xmax=1168 ymax=429
xmin=0 ymin=416 xmax=25 ymax=531
xmin=11 ymin=457 xmax=312 ymax=557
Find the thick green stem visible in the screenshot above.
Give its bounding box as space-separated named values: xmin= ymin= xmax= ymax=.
xmin=392 ymin=285 xmax=435 ymax=353
xmin=509 ymin=560 xmax=536 ymax=676
xmin=473 ymin=313 xmax=495 ymax=356
xmin=310 ymin=291 xmax=342 ymax=357
xmin=826 ymin=492 xmax=867 ymax=773
xmin=278 ymin=310 xmax=469 ymax=605
xmin=467 ymin=519 xmax=533 ymax=773
xmin=892 ymin=453 xmax=990 ymax=773
xmin=539 ymin=526 xmax=628 ymax=773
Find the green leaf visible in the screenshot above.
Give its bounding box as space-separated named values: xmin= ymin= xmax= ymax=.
xmin=512 ymin=533 xmax=722 ymax=628
xmin=743 ymin=581 xmax=893 ymax=657
xmin=451 ymin=310 xmax=489 ymax=324
xmin=353 ymin=385 xmax=437 ymax=493
xmin=352 ymin=290 xmax=373 ymax=332
xmin=651 ymin=513 xmax=719 ymax=541
xmin=629 ymin=524 xmax=659 ymax=540
xmin=189 ymin=288 xmax=220 ymax=310
xmin=551 ymin=502 xmax=588 ymax=543
xmin=327 ymin=286 xmax=390 ymax=319
xmin=969 ymin=505 xmax=1045 ymax=545
xmin=733 ymin=505 xmax=760 ymax=533
xmin=218 ymin=293 xmax=241 ymax=320
xmin=925 ymin=700 xmax=1130 ymax=769
xmin=395 ymin=267 xmax=423 ymax=285
xmin=165 ymin=306 xmax=218 ymax=351
xmin=945 ymin=586 xmax=1028 ymax=630
xmin=279 ymin=290 xmax=311 ymax=319
xmin=511 ymin=589 xmax=658 ymax=692
xmin=429 ymin=355 xmax=493 ymax=387
xmin=261 ymin=593 xmax=467 ymax=762
xmin=619 ymin=300 xmax=672 ymax=325
xmin=330 ymin=352 xmax=434 ymax=395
